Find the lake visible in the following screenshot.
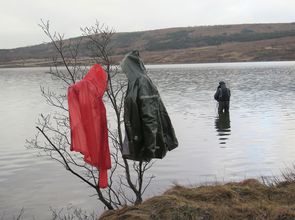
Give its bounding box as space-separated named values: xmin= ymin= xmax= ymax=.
xmin=0 ymin=62 xmax=295 ymax=219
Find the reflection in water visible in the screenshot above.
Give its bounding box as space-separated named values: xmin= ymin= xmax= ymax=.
xmin=215 ymin=112 xmax=231 ymax=146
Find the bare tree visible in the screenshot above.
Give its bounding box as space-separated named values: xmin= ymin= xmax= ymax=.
xmin=50 ymin=206 xmax=98 ymax=220
xmin=26 ymin=20 xmax=154 ymax=210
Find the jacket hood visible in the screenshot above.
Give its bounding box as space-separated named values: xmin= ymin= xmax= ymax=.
xmin=120 ymin=50 xmax=146 ymax=82
xmin=84 ymin=64 xmax=108 ymax=96
xmin=219 ymin=81 xmax=227 ymax=89
xmin=220 ymin=83 xmax=226 ymax=89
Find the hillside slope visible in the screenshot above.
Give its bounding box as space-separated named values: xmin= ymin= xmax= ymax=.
xmin=1 ymin=23 xmax=295 ymax=67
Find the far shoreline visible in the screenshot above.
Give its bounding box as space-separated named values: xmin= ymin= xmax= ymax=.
xmin=1 ymin=59 xmax=295 ymax=69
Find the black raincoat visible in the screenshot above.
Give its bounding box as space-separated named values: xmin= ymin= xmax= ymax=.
xmin=214 ymin=81 xmax=231 ymax=113
xmin=121 ymin=51 xmax=178 ymax=161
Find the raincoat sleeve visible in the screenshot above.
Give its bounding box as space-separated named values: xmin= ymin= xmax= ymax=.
xmin=138 ymin=79 xmax=159 ymax=158
xmin=214 ymin=87 xmax=221 ymax=101
xmin=68 ymin=85 xmax=88 ymax=153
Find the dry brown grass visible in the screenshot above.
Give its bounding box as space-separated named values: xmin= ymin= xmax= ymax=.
xmin=100 ymin=178 xmax=295 ymax=220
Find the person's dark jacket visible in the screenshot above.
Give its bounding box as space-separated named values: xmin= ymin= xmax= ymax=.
xmin=121 ymin=51 xmax=178 ymax=161
xmin=214 ymin=83 xmax=231 ymax=102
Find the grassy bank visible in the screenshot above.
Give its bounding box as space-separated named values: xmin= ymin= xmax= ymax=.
xmin=100 ymin=177 xmax=295 ymax=220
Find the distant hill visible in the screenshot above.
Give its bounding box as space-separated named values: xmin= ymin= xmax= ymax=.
xmin=1 ymin=22 xmax=295 ymax=67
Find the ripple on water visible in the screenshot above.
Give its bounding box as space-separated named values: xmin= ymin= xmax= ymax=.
xmin=1 ymin=63 xmax=295 ymax=218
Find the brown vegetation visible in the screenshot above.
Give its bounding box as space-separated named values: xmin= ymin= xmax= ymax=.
xmin=139 ymin=36 xmax=295 ymax=64
xmin=1 ymin=23 xmax=295 ymax=68
xmin=100 ymin=179 xmax=295 ymax=220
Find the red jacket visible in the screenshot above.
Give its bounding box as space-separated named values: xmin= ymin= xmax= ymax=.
xmin=68 ymin=64 xmax=111 ymax=188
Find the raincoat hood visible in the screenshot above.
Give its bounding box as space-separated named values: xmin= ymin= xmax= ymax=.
xmin=220 ymin=83 xmax=226 ymax=89
xmin=121 ymin=50 xmax=146 ymax=81
xmin=219 ymin=81 xmax=226 ymax=88
xmin=84 ymin=64 xmax=108 ymax=96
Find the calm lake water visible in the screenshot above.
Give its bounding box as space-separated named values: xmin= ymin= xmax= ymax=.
xmin=1 ymin=62 xmax=295 ymax=219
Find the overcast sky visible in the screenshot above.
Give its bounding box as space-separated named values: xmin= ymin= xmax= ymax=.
xmin=1 ymin=0 xmax=295 ymax=49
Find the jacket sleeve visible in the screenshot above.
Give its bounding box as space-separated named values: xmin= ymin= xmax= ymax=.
xmin=214 ymin=87 xmax=220 ymax=101
xmin=138 ymin=79 xmax=159 ymax=159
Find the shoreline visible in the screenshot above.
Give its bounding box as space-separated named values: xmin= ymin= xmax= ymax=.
xmin=1 ymin=58 xmax=295 ymax=69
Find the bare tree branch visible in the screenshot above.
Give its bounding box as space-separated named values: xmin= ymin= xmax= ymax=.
xmin=27 ymin=20 xmax=155 ymax=212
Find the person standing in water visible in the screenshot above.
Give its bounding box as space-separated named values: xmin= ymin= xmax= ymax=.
xmin=214 ymin=81 xmax=231 ymax=113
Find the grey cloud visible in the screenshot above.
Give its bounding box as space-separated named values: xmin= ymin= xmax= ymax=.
xmin=0 ymin=0 xmax=295 ymax=48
